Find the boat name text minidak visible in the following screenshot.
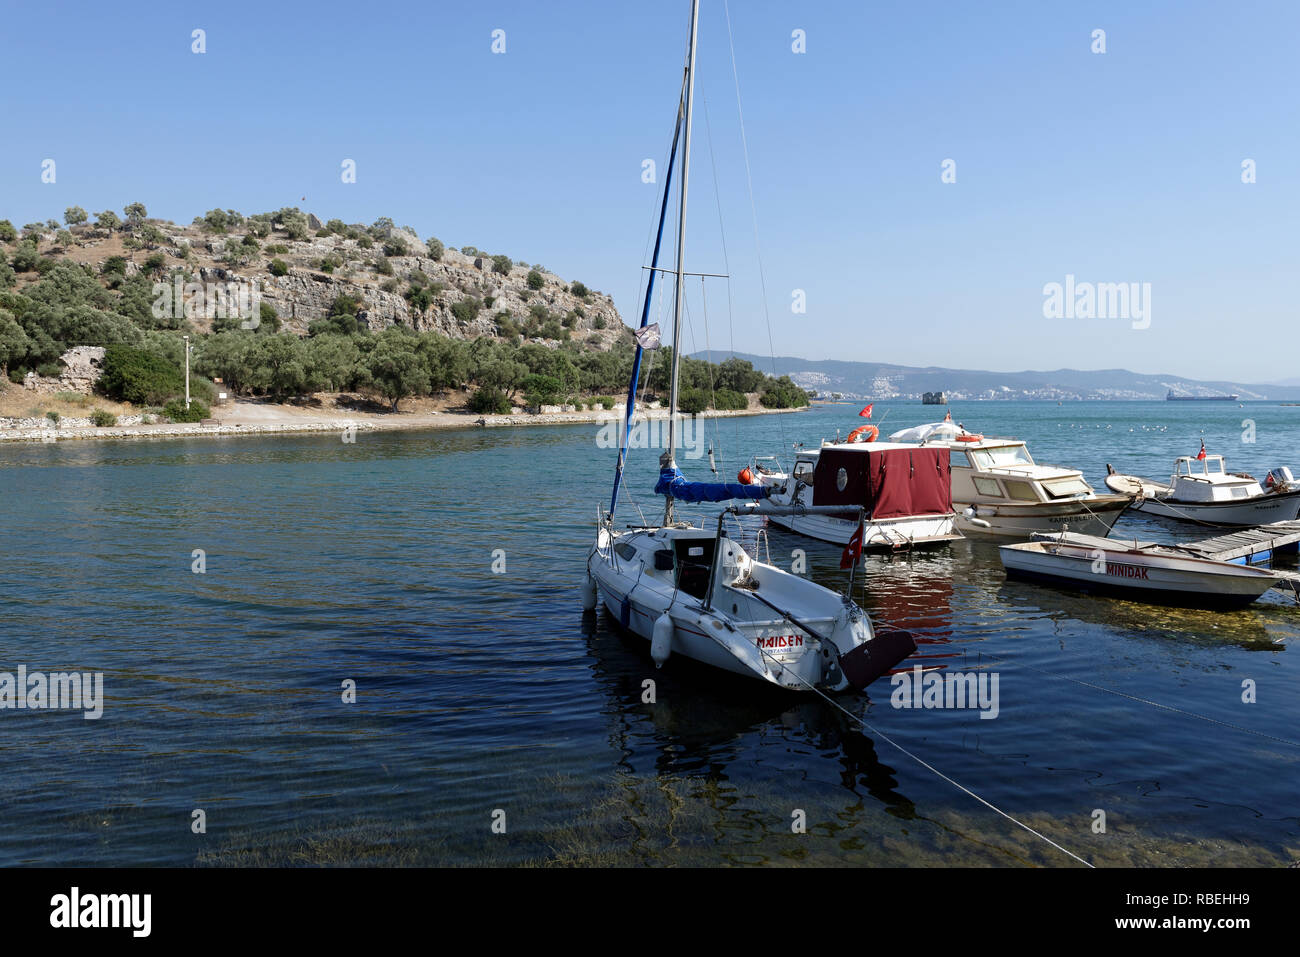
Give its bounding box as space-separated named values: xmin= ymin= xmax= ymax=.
xmin=1105 ymin=562 xmax=1150 ymax=580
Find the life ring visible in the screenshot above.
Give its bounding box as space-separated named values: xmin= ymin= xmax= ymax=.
xmin=847 ymin=424 xmax=879 ymax=443
xmin=954 ymin=433 xmax=984 ymax=442
xmin=738 ymin=467 xmax=756 ymax=484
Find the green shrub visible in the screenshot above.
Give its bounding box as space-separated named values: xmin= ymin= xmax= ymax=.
xmin=593 ymin=316 xmax=607 ymax=330
xmin=522 ymin=373 xmax=562 ymax=407
xmin=11 ymin=243 xmax=38 ymax=272
xmin=759 ymin=375 xmax=810 ymax=409
xmin=406 ymin=286 xmax=434 ymax=312
xmin=90 ymin=408 xmax=117 ymax=427
xmin=0 ymin=220 xmax=16 ymax=243
xmin=45 ymin=410 xmax=60 ymax=425
xmin=491 ymin=254 xmax=512 ymax=275
xmin=711 ymin=388 xmax=748 ymax=411
xmin=677 ymin=388 xmax=708 ymax=414
xmin=468 ymin=387 xmax=511 ymax=415
xmin=571 ymin=280 xmax=590 ymax=299
xmin=269 ymin=258 xmax=289 ymax=276
xmin=374 ymin=257 xmax=394 ymax=276
xmin=451 ymin=297 xmax=482 ymax=323
xmin=426 ymin=237 xmax=444 ymax=260
xmin=526 ymin=269 xmax=544 ymax=290
xmin=163 ymin=398 xmax=209 ymax=422
xmin=595 ymin=395 xmax=616 ymax=410
xmin=98 ymin=344 xmax=185 ymax=405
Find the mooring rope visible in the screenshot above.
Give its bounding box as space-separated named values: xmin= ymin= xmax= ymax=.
xmin=727 ymin=627 xmax=1095 ymax=868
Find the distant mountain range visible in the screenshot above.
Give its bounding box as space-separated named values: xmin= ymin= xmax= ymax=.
xmin=690 ymin=351 xmax=1300 ymax=402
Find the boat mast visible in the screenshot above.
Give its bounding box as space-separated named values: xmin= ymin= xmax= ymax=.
xmin=663 ymin=0 xmax=700 ymax=526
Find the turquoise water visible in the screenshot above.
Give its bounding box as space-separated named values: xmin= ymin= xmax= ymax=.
xmin=1 ymin=400 xmax=1298 ymax=866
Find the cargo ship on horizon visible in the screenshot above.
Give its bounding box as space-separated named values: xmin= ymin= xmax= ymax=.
xmin=1167 ymin=390 xmax=1240 ymax=401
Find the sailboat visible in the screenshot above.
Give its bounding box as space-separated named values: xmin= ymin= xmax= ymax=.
xmin=582 ymin=0 xmax=915 ymax=693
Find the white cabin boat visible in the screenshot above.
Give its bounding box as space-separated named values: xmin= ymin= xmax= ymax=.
xmin=1000 ymin=531 xmax=1282 ymax=608
xmin=1105 ymin=456 xmax=1300 ymax=526
xmin=753 ymin=441 xmax=960 ymax=549
xmin=889 ymin=421 xmax=1132 ymax=539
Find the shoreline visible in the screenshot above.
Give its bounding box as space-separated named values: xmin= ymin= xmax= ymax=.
xmin=0 ymin=401 xmax=806 ymax=445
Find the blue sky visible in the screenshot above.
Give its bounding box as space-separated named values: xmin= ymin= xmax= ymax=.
xmin=3 ymin=0 xmax=1297 ymax=382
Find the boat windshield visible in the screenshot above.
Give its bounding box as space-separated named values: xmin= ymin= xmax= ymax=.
xmin=968 ymin=445 xmax=1034 ymax=470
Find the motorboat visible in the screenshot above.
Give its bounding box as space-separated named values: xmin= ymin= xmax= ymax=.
xmin=1104 ymin=454 xmax=1300 ymax=526
xmin=891 ymin=421 xmax=1132 ymax=539
xmin=750 ymin=438 xmax=961 ymax=550
xmin=999 ymin=531 xmax=1283 ymax=608
xmin=583 ymin=0 xmax=916 ymax=694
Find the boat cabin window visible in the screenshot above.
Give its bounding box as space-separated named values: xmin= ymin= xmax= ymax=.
xmin=972 ymin=477 xmax=1003 ymax=497
xmin=792 ymin=459 xmax=815 ymax=484
xmin=1042 ymin=476 xmax=1092 ymax=499
xmin=1177 ymin=456 xmax=1226 ymax=477
xmin=673 ymin=537 xmax=716 ymax=600
xmin=968 ymin=445 xmax=1034 ymax=469
xmin=1002 ymin=479 xmax=1041 ymax=502
xmin=615 ymin=543 xmax=638 ymax=561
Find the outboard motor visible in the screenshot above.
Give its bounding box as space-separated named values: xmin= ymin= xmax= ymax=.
xmin=1266 ymin=467 xmax=1296 ymax=491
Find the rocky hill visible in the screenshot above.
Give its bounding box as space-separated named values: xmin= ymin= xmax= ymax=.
xmin=13 ymin=210 xmax=624 ymax=348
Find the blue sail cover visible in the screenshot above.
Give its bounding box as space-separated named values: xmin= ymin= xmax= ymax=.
xmin=655 ymin=466 xmax=769 ymax=503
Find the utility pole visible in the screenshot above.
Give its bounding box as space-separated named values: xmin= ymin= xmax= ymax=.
xmin=183 ymin=335 xmax=191 ymax=409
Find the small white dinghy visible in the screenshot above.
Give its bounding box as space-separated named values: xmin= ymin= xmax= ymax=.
xmin=1105 ymin=451 xmax=1300 ymax=526
xmin=999 ymin=531 xmax=1283 ymax=609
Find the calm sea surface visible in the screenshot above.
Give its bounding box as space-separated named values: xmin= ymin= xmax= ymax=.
xmin=1 ymin=400 xmax=1298 ymax=866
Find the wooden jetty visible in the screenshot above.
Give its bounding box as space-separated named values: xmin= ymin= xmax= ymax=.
xmin=1181 ymin=520 xmax=1300 ymax=565
xmin=1182 ymin=521 xmax=1300 ymax=597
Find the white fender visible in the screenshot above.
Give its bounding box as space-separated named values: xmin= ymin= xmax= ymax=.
xmin=963 ymin=506 xmax=992 ymax=529
xmin=581 ymin=574 xmax=598 ymax=611
xmin=651 ymin=612 xmax=674 ymax=667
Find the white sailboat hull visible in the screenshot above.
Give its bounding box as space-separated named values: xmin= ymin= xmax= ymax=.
xmin=588 ymin=525 xmax=914 ymax=692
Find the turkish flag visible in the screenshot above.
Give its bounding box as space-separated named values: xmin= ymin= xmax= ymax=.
xmin=1197 ymin=440 xmax=1207 ymax=461
xmin=859 ymin=404 xmax=873 ymax=418
xmin=840 ymin=521 xmax=864 ymax=569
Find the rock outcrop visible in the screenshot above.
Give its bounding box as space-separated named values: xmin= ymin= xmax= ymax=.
xmin=22 ymin=346 xmax=106 ymax=394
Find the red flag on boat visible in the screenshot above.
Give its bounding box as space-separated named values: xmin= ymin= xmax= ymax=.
xmin=1197 ymin=440 xmax=1207 ymax=461
xmin=858 ymin=403 xmax=873 ymax=418
xmin=840 ymin=521 xmax=864 ymax=569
